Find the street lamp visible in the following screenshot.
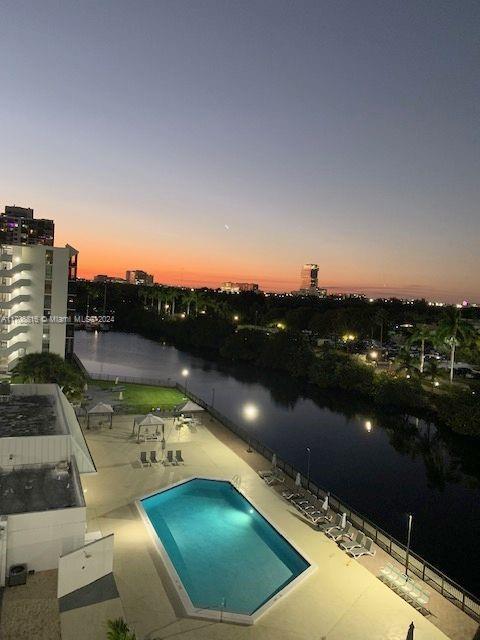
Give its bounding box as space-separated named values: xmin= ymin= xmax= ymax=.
xmin=181 ymin=368 xmax=189 ymax=393
xmin=405 ymin=513 xmax=413 ymax=576
xmin=233 ymin=315 xmax=239 ymax=322
xmin=306 ymin=447 xmax=311 ymax=487
xmin=365 ymin=420 xmax=372 ymax=432
xmin=243 ymin=403 xmax=259 ymax=453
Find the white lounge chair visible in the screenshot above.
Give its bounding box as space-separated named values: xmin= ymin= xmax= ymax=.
xmin=327 ymin=521 xmax=354 ymax=541
xmin=347 ymin=537 xmax=375 ymax=558
xmin=340 ymin=530 xmax=365 ymax=551
xmin=318 ymin=513 xmax=342 ymax=532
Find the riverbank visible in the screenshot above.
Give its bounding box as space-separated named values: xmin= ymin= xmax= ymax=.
xmin=111 ymin=312 xmax=480 ymax=437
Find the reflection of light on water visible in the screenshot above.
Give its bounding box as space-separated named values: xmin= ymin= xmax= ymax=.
xmin=221 ymin=507 xmax=254 ymax=528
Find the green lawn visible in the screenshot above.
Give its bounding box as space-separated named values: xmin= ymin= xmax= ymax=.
xmin=91 ymin=381 xmax=186 ymax=413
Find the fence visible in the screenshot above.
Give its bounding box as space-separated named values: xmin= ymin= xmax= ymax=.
xmin=84 ymin=368 xmax=480 ymax=621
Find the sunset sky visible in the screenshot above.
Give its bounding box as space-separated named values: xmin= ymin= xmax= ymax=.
xmin=1 ymin=1 xmax=479 ymax=302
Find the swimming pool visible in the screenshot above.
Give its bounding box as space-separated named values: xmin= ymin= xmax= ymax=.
xmin=138 ymin=478 xmax=312 ymax=623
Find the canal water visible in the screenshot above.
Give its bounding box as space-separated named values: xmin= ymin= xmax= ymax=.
xmin=75 ymin=330 xmax=480 ymax=595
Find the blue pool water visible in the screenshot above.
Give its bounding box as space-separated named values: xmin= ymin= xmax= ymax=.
xmin=141 ymin=478 xmax=310 ymax=615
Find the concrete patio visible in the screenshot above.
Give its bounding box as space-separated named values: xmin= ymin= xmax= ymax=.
xmin=76 ymin=411 xmax=478 ymax=640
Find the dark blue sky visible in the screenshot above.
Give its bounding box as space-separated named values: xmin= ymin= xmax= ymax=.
xmin=1 ymin=1 xmax=479 ymax=300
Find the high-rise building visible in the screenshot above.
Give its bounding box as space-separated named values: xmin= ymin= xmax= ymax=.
xmin=0 ymin=206 xmax=55 ymax=246
xmin=0 ymin=243 xmax=78 ymax=372
xmin=126 ymin=270 xmax=154 ymax=286
xmin=300 ymin=264 xmax=319 ymax=290
xmin=297 ymin=263 xmax=327 ymax=297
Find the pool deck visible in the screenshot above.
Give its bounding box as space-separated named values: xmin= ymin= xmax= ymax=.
xmin=78 ymin=412 xmax=478 ymax=640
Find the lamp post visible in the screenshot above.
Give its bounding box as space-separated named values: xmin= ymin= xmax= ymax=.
xmin=405 ymin=513 xmax=413 ymax=576
xmin=243 ymin=403 xmax=259 ymax=453
xmin=181 ymin=368 xmax=189 ymax=394
xmin=306 ymin=447 xmax=311 ymax=487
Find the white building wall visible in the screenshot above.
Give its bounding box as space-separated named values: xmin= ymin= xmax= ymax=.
xmin=6 ymin=507 xmax=86 ymax=573
xmin=0 ymin=244 xmax=73 ymax=371
xmin=57 ymin=534 xmax=114 ymax=598
xmin=0 ymin=434 xmax=70 ymax=468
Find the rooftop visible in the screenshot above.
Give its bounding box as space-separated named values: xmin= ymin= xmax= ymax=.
xmin=0 ymin=461 xmax=84 ymax=515
xmin=0 ymin=395 xmax=62 ymax=438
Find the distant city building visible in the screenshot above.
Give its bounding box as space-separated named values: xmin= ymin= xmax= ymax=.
xmin=126 ymin=269 xmax=154 ymax=286
xmin=93 ymin=274 xmax=126 ymax=284
xmin=0 ymin=243 xmax=78 ymax=372
xmin=220 ymin=281 xmax=259 ymax=293
xmin=296 ymin=263 xmax=327 ymax=297
xmin=0 ymin=205 xmax=55 ymax=246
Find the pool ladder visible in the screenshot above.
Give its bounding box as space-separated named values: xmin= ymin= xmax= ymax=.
xmin=231 ymin=474 xmax=242 ymax=489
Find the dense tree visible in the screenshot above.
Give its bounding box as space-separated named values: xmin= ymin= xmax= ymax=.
xmin=12 ymin=352 xmax=84 ymax=400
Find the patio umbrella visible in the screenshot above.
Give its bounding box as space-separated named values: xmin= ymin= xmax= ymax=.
xmin=321 ymin=495 xmax=329 ymax=511
xmin=341 ymin=512 xmax=347 ymax=529
xmin=295 ymin=472 xmax=302 ymax=487
xmin=271 ymin=453 xmax=277 ymax=469
xmin=406 ymin=622 xmax=415 ymax=640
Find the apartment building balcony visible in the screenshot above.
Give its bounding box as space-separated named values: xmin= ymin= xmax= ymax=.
xmin=0 ymin=340 xmax=29 ymax=356
xmin=0 ymin=278 xmax=32 ymax=294
xmin=0 ymin=294 xmax=31 ymax=309
xmin=0 ymin=324 xmax=29 ymax=340
xmin=0 ymin=263 xmax=32 ymax=278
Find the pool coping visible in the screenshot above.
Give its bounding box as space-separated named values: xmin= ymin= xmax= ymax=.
xmin=135 ymin=475 xmax=317 ymax=625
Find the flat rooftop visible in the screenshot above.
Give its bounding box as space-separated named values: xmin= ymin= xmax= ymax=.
xmin=0 ymin=395 xmax=62 ymax=437
xmin=0 ymin=463 xmax=83 ymax=515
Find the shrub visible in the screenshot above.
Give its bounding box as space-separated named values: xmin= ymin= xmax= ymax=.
xmin=435 ymin=388 xmax=480 ymax=437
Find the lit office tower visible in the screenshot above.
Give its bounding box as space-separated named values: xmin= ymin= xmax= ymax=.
xmin=300 ymin=264 xmax=319 ymax=290
xmin=0 ymin=206 xmax=55 ymax=246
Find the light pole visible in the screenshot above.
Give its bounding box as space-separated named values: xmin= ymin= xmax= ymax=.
xmin=405 ymin=513 xmax=413 ymax=577
xmin=181 ymin=368 xmax=189 ymax=394
xmin=243 ymin=403 xmax=259 ymax=453
xmin=306 ymin=447 xmax=311 ymax=487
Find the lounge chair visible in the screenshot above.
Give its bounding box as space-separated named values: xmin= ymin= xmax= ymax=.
xmin=340 ymin=530 xmax=365 ymax=551
xmin=150 ymin=450 xmax=159 ymax=463
xmin=305 ymin=509 xmax=332 ymax=525
xmin=140 ymin=451 xmax=151 ymax=467
xmin=282 ymin=490 xmax=302 ymax=500
xmin=258 ymin=468 xmax=275 ymax=478
xmin=347 ymin=537 xmax=375 ymax=558
xmin=318 ymin=513 xmax=342 ymax=532
xmin=175 ymin=450 xmax=184 ymax=463
xmin=164 ymin=450 xmax=177 ymax=465
xmin=327 ymin=521 xmax=354 ymax=542
xmin=265 ymin=472 xmax=284 ymax=485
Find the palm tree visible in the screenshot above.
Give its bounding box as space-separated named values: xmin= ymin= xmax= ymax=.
xmin=435 ymin=308 xmax=477 ymax=383
xmin=107 ymin=618 xmax=136 ymax=640
xmin=375 ymin=309 xmax=389 ymax=346
xmin=395 ymin=348 xmax=419 ymax=378
xmin=182 ymin=290 xmax=196 ymax=315
xmin=408 ymin=324 xmax=433 ymax=374
xmin=424 ymin=359 xmax=441 ymax=386
xmin=137 ymin=287 xmax=149 ymax=308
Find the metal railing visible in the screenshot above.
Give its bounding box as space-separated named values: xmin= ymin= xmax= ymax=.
xmin=82 ymin=364 xmax=480 ymax=621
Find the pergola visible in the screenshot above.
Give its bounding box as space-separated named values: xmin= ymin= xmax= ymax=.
xmin=87 ymin=403 xmax=114 ymax=429
xmin=132 ymin=413 xmax=165 ymax=443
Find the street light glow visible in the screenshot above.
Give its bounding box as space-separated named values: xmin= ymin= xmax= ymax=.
xmin=365 ymin=420 xmax=372 ymax=432
xmin=243 ymin=403 xmax=259 ymax=421
xmin=181 ymin=368 xmax=189 ymax=378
